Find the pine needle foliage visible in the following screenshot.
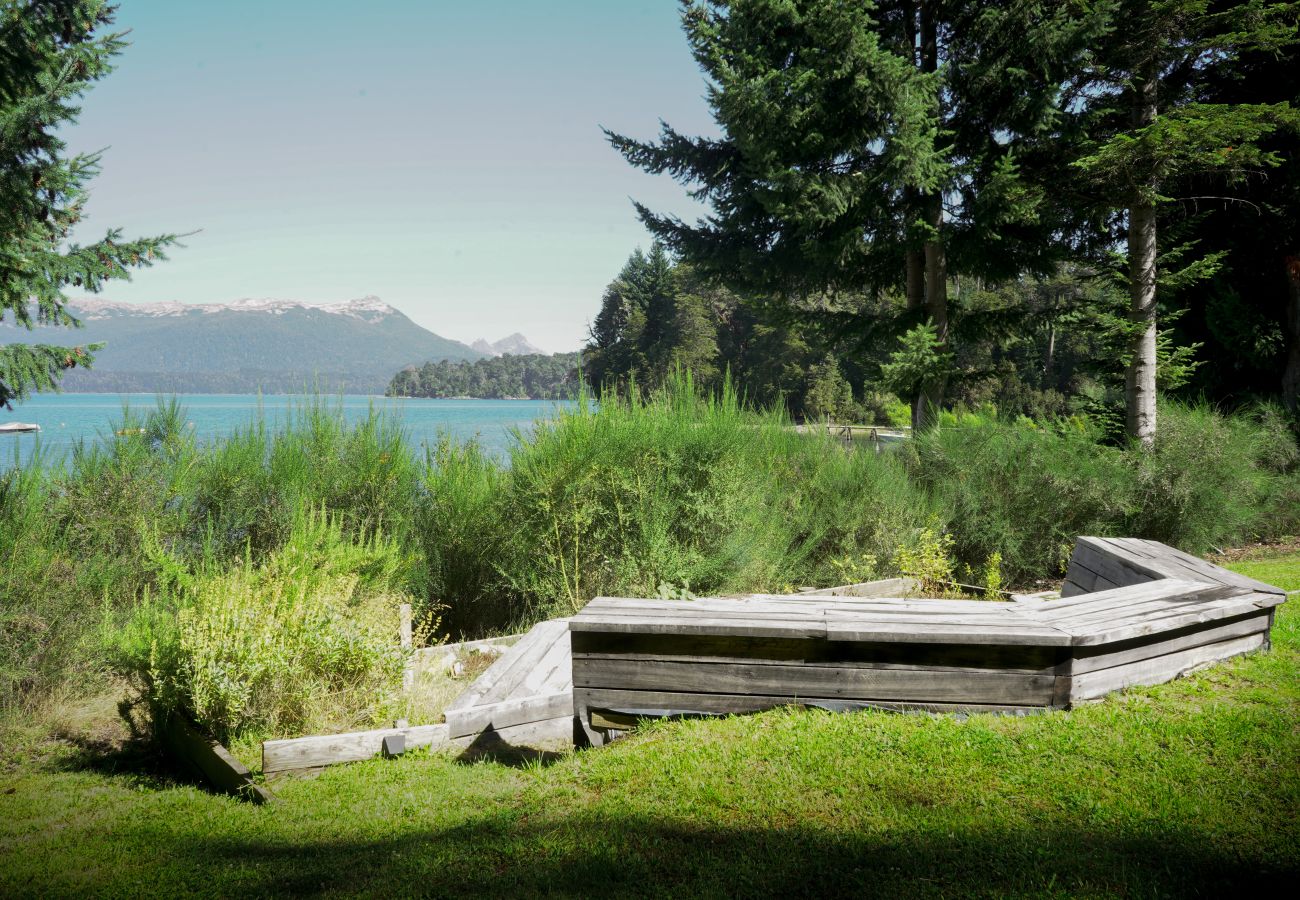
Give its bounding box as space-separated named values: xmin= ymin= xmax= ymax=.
xmin=0 ymin=1 xmax=177 ymax=408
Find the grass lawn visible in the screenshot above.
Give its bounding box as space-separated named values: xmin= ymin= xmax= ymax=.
xmin=2 ymin=552 xmax=1298 ymax=898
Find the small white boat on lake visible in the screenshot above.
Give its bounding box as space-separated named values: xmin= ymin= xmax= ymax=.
xmin=0 ymin=422 xmax=40 ymax=434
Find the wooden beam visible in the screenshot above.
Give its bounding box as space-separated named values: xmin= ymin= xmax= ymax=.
xmin=261 ymin=724 xmax=448 ymax=775
xmin=159 ymin=715 xmax=274 ymax=804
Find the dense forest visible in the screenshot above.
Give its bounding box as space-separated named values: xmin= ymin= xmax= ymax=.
xmin=594 ymin=0 xmax=1300 ymax=439
xmin=387 ymin=351 xmax=581 ymax=400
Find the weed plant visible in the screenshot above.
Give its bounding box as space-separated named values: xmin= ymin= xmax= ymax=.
xmin=105 ymin=511 xmax=415 ymax=742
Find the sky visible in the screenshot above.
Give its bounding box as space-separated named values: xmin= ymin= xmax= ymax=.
xmin=65 ymin=0 xmax=717 ymax=353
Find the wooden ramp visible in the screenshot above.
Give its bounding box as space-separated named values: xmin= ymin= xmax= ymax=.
xmin=263 ymin=620 xmax=573 ymax=773
xmin=569 ymin=538 xmax=1286 ymax=745
xmin=443 ymin=618 xmax=574 ymax=751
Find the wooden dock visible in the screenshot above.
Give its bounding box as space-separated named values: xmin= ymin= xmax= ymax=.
xmin=569 ymin=537 xmax=1286 ymax=745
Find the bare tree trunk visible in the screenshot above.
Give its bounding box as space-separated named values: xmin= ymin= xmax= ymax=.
xmin=1284 ymin=255 xmax=1300 ymax=414
xmin=1126 ymin=63 xmax=1159 ymax=447
xmin=914 ymin=2 xmax=947 ymax=432
xmin=1043 ymin=321 xmax=1056 ymax=380
xmin=906 ymin=247 xmax=925 ymax=309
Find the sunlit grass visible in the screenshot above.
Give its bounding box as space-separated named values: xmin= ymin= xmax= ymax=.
xmin=2 ymin=555 xmax=1296 ymax=896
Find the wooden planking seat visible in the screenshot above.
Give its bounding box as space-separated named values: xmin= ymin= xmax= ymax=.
xmin=570 ymin=537 xmax=1287 ymax=745
xmin=1061 ymin=536 xmax=1283 ymax=598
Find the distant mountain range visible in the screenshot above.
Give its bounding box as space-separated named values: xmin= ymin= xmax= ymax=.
xmin=471 ymin=333 xmax=544 ymax=357
xmin=0 ymin=296 xmax=485 ymax=394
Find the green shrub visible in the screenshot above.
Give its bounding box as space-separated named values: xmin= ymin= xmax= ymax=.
xmin=107 ymin=512 xmax=413 ymax=742
xmin=911 ymin=416 xmax=1132 ymax=582
xmin=1127 ymin=402 xmax=1273 ymax=552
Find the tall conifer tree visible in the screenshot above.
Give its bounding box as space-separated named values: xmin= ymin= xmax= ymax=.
xmin=1071 ymin=0 xmax=1298 ymax=443
xmin=0 ymin=1 xmax=176 ymax=408
xmin=608 ymin=0 xmax=1108 ymax=429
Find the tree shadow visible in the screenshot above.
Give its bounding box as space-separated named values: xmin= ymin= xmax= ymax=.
xmin=452 ymin=725 xmax=570 ymax=768
xmin=134 ymin=812 xmax=1298 ymax=898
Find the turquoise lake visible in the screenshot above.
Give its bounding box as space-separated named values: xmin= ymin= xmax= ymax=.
xmin=0 ymin=394 xmax=574 ymax=468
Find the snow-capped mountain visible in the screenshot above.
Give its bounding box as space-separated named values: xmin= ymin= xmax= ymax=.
xmin=471 ymin=332 xmax=544 ymax=357
xmin=2 ymin=296 xmax=484 ymax=394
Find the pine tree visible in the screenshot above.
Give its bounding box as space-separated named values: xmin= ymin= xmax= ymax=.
xmin=0 ymin=1 xmax=176 ymax=408
xmin=607 ymin=0 xmax=1109 ymax=429
xmin=1071 ymin=0 xmax=1299 ymax=442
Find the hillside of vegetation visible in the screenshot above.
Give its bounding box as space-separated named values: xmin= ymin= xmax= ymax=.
xmin=4 ymin=383 xmax=1297 ymax=748
xmin=387 ymin=351 xmax=581 ymax=400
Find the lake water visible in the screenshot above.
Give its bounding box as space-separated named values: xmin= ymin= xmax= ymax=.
xmin=0 ymin=394 xmax=575 ymax=468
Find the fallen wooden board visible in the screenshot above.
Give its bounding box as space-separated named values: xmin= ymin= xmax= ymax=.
xmin=261 ymin=724 xmax=449 ymax=775
xmin=159 ymin=714 xmax=274 ymax=803
xmin=796 ymin=576 xmax=921 ymax=597
xmin=445 ymin=690 xmax=573 ymax=739
xmin=410 ymin=634 xmax=521 ymax=672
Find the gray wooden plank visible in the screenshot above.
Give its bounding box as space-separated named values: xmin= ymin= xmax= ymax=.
xmin=1060 ymin=578 xmax=1090 ymax=599
xmin=1061 ymin=591 xmax=1272 ymax=635
xmin=573 ymin=650 xmax=1059 ymax=676
xmin=1064 ymin=610 xmax=1270 ymax=675
xmin=748 ymin=595 xmax=1009 ymax=613
xmin=261 ymin=724 xmax=448 ymax=774
xmin=825 ymin=621 xmax=1072 ymax=646
xmin=1067 ymin=594 xmax=1280 ymax=646
xmin=1070 ymin=541 xmax=1162 ymax=590
xmin=445 ymin=690 xmax=573 ymax=739
xmin=1146 ymin=542 xmax=1285 ymax=595
xmin=477 ymin=620 xmax=569 ymax=705
xmin=576 ymin=687 xmax=1048 ymax=718
xmin=1069 ymin=632 xmax=1266 ymax=701
xmin=444 ymin=620 xmax=554 ymax=713
xmin=513 ymin=628 xmax=572 ymax=698
xmin=160 ymin=715 xmax=275 ymax=803
xmin=1029 ymin=579 xmax=1205 ymax=616
xmin=451 ymin=714 xmax=575 ymax=753
xmin=570 ymin=631 xmax=1060 ymax=672
xmin=572 ymin=658 xmax=1057 ymax=705
xmin=1039 ymin=584 xmax=1242 ymax=627
xmin=569 ymin=616 xmax=827 ymax=639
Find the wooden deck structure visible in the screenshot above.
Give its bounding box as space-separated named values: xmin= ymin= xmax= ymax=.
xmin=262 ymin=619 xmax=573 ymax=773
xmin=569 ymin=537 xmax=1286 ymax=745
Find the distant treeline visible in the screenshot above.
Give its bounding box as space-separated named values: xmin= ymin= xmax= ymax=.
xmin=58 ymin=370 xmax=391 ymax=395
xmin=387 ymin=352 xmax=581 ymax=400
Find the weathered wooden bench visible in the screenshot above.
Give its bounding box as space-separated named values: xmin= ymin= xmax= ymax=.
xmin=569 ymin=537 xmax=1286 ymax=745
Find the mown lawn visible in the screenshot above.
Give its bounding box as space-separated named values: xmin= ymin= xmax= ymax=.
xmin=2 ymin=553 xmax=1298 ymax=898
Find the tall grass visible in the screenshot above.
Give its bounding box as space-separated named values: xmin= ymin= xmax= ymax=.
xmin=2 ymin=384 xmax=1297 ymax=730
xmin=487 ymin=376 xmax=934 ymax=622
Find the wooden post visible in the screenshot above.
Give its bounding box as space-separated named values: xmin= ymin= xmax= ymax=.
xmin=400 ymin=602 xmax=413 ymax=691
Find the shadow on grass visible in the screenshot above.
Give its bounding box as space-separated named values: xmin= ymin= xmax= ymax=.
xmin=453 ymin=725 xmax=571 ymax=769
xmin=143 ymin=812 xmax=1297 ymax=897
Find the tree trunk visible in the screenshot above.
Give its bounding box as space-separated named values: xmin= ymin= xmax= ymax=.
xmin=1284 ymin=255 xmax=1300 ymax=414
xmin=912 ymin=1 xmax=947 ymax=432
xmin=1125 ymin=63 xmax=1159 ymax=447
xmin=1043 ymin=321 xmax=1056 ymax=380
xmin=905 ymin=248 xmax=925 ymax=310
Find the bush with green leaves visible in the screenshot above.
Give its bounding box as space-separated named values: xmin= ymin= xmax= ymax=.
xmin=107 ymin=512 xmax=413 ymax=742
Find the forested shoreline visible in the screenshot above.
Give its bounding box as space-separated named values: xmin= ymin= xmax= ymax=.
xmin=387 ymin=351 xmax=581 ymax=400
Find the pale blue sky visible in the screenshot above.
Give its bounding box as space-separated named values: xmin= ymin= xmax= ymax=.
xmin=66 ymin=1 xmax=714 ymax=352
